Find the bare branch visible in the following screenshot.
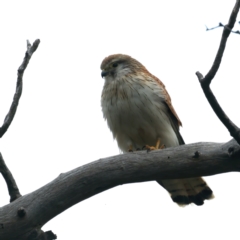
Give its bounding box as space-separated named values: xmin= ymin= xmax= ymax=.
xmin=0 ymin=39 xmax=40 ymax=138
xmin=203 ymin=1 xmax=240 ymax=84
xmin=196 ymin=1 xmax=240 ymax=144
xmin=0 ymin=153 xmax=21 ymax=202
xmin=0 ymin=139 xmax=239 ymax=239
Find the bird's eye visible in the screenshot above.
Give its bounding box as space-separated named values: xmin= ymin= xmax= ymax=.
xmin=112 ymin=63 xmax=118 ymax=67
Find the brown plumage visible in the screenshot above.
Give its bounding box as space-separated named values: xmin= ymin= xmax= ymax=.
xmin=100 ymin=54 xmax=213 ymax=206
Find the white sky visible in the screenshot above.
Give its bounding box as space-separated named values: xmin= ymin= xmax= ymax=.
xmin=0 ymin=1 xmax=240 ymax=239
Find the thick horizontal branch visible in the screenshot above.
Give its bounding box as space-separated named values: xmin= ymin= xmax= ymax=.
xmin=0 ymin=139 xmax=240 ymax=239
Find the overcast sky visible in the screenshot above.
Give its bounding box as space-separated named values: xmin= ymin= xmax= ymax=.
xmin=0 ymin=1 xmax=240 ymax=239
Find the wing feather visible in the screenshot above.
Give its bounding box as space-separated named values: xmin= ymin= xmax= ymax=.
xmin=152 ymin=75 xmax=184 ymax=145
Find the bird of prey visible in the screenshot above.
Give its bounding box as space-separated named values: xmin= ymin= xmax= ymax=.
xmin=100 ymin=54 xmax=213 ymax=206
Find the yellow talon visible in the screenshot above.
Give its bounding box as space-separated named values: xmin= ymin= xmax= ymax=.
xmin=144 ymin=138 xmax=165 ymax=151
xmin=144 ymin=145 xmax=156 ymax=151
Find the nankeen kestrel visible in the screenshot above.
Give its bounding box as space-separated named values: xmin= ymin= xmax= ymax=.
xmin=100 ymin=54 xmax=213 ymax=206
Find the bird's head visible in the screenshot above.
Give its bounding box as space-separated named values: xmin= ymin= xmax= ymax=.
xmin=100 ymin=54 xmax=147 ymax=81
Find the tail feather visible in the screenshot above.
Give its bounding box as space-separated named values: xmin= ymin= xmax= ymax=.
xmin=157 ymin=177 xmax=214 ymax=206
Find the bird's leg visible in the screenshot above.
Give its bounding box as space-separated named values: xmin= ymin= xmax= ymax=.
xmin=128 ymin=144 xmax=133 ymax=152
xmin=159 ymin=143 xmax=166 ymax=149
xmin=143 ymin=138 xmax=165 ymax=151
xmin=155 ymin=138 xmax=161 ymax=149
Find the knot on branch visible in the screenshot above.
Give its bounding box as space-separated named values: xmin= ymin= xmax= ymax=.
xmin=17 ymin=207 xmax=26 ymax=218
xmin=228 ymin=146 xmax=240 ymax=158
xmin=192 ymin=151 xmax=200 ymax=159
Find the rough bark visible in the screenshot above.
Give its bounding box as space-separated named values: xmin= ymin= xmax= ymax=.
xmin=0 ymin=139 xmax=240 ymax=239
xmin=0 ymin=1 xmax=239 ymax=239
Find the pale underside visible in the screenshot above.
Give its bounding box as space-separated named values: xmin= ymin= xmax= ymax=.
xmin=101 ymin=74 xmax=179 ymax=151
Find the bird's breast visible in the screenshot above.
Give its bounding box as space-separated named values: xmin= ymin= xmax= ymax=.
xmin=101 ymin=77 xmax=177 ymax=151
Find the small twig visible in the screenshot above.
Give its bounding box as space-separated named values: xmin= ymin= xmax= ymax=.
xmin=192 ymin=151 xmax=200 ymax=159
xmin=0 ymin=152 xmax=21 ymax=202
xmin=0 ymin=39 xmax=40 ymax=138
xmin=196 ymin=0 xmax=240 ymax=144
xmin=206 ymin=22 xmax=240 ymax=34
xmin=205 ymin=22 xmax=224 ymax=31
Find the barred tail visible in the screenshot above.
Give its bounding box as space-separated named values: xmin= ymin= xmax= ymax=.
xmin=157 ymin=177 xmax=214 ymax=206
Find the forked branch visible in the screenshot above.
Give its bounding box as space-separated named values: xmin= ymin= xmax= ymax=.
xmin=0 ymin=40 xmax=40 ymax=203
xmin=196 ymin=0 xmax=240 ymax=144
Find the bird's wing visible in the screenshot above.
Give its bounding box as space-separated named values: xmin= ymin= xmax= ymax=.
xmin=152 ymin=75 xmax=185 ymax=145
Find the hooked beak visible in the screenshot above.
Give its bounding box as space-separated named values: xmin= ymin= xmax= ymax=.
xmin=101 ymin=70 xmax=108 ymax=78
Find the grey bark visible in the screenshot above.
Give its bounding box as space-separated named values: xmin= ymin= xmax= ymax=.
xmin=0 ymin=139 xmax=239 ymax=239
xmin=0 ymin=1 xmax=239 ymax=239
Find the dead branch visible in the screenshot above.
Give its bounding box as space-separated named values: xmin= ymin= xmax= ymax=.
xmin=196 ymin=0 xmax=240 ymax=144
xmin=0 ymin=1 xmax=239 ymax=239
xmin=0 ymin=39 xmax=56 ymax=240
xmin=0 ymin=39 xmax=40 ymax=138
xmin=0 ymin=153 xmax=21 ymax=202
xmin=0 ymin=40 xmax=40 ymax=204
xmin=0 ymin=139 xmax=239 ymax=239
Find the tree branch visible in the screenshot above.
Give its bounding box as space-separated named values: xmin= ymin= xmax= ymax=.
xmin=0 ymin=153 xmax=21 ymax=202
xmin=0 ymin=39 xmax=40 ymax=138
xmin=0 ymin=139 xmax=239 ymax=239
xmin=0 ymin=40 xmax=40 ymax=204
xmin=196 ymin=0 xmax=240 ymax=144
xmin=205 ymin=22 xmax=240 ymax=34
